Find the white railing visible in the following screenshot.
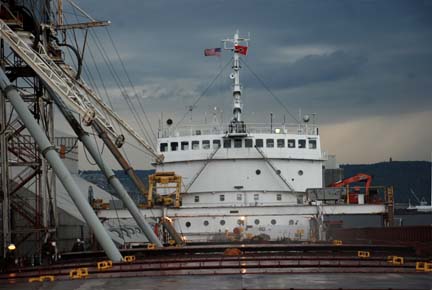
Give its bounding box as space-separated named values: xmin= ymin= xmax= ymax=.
xmin=159 ymin=123 xmax=318 ymax=138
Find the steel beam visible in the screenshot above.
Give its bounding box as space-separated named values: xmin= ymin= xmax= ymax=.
xmin=0 ymin=69 xmax=123 ymax=262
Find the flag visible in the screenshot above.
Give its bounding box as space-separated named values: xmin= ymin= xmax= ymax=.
xmin=204 ymin=48 xmax=221 ymax=56
xmin=234 ymin=45 xmax=248 ymax=55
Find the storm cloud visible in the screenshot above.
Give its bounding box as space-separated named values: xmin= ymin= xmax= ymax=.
xmin=62 ymin=0 xmax=432 ymax=168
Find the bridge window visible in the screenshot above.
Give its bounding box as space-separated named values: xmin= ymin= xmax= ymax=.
xmin=298 ymin=139 xmax=306 ymax=148
xmin=245 ymin=139 xmax=253 ymax=148
xmin=297 ymin=195 xmax=304 ymax=204
xmin=277 ymin=139 xmax=285 ymax=148
xmin=192 ymin=140 xmax=199 ymax=150
xmin=202 ymin=140 xmax=210 ymax=149
xmin=170 ymin=142 xmax=178 ymax=151
xmin=288 ymin=139 xmax=295 ymax=148
xmin=255 ymin=139 xmax=263 ymax=148
xmin=234 ymin=139 xmax=242 ymax=148
xmin=160 ymin=143 xmax=168 ymax=152
xmin=266 ymin=139 xmax=274 ymax=148
xmin=220 ymin=194 xmax=225 ymax=201
xmin=213 ymin=139 xmax=221 ymax=149
xmin=309 ymin=139 xmax=317 ymax=149
xmin=223 ymin=139 xmax=231 ymax=148
xmin=181 ymin=141 xmax=189 ymax=150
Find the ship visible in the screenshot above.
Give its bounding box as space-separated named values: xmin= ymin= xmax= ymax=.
xmin=97 ymin=31 xmax=392 ymax=244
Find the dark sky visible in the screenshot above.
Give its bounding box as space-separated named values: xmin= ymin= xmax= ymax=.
xmin=63 ymin=0 xmax=432 ymax=168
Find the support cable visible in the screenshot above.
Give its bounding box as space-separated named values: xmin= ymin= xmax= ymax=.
xmin=88 ymin=30 xmax=156 ymax=150
xmin=105 ymin=28 xmax=157 ymax=142
xmin=173 ymin=57 xmax=232 ymax=130
xmin=240 ymin=58 xmax=299 ymax=123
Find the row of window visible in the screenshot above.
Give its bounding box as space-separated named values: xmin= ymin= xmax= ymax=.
xmin=192 ymin=193 xmax=304 ymax=204
xmin=160 ymin=138 xmax=317 ymax=152
xmin=194 ymin=193 xmax=283 ymax=203
xmin=184 ymin=219 xmax=300 ymax=228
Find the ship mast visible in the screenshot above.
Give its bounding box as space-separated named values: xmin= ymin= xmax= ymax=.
xmin=223 ymin=30 xmax=249 ymax=135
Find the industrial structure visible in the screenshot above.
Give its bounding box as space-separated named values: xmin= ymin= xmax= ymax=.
xmin=0 ymin=0 xmax=165 ymax=261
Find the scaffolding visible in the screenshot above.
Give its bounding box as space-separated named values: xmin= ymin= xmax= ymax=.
xmin=0 ymin=1 xmax=56 ymax=258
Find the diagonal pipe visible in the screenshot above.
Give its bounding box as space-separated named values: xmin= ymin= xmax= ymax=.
xmin=0 ymin=69 xmax=123 ymax=262
xmin=47 ymin=89 xmax=162 ymax=247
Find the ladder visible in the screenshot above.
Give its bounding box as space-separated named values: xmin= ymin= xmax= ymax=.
xmin=0 ymin=19 xmax=160 ymax=160
xmin=185 ymin=146 xmax=220 ymax=192
xmin=255 ymin=145 xmax=295 ymax=192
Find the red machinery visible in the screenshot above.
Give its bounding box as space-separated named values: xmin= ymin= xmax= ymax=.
xmin=329 ymin=173 xmax=372 ymax=204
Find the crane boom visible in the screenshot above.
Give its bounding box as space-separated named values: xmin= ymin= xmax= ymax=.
xmin=329 ymin=173 xmax=372 ymax=201
xmin=0 ymin=19 xmax=162 ymax=161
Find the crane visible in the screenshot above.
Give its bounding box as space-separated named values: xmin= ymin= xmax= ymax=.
xmin=329 ymin=173 xmax=372 ymax=204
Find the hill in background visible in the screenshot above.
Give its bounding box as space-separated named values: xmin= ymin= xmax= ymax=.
xmin=341 ymin=161 xmax=431 ymax=204
xmin=80 ymin=161 xmax=431 ymax=205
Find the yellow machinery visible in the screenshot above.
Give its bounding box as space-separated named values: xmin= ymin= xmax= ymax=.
xmin=147 ymin=172 xmax=182 ymax=208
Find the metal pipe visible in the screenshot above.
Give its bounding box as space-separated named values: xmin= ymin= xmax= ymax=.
xmin=0 ymin=69 xmax=123 ymax=262
xmin=94 ymin=120 xmax=147 ymax=194
xmin=91 ymin=121 xmax=162 ymax=247
xmin=48 ymin=89 xmax=162 ymax=246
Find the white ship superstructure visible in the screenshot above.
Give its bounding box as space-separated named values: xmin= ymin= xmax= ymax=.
xmin=151 ymin=32 xmax=345 ymax=242
xmin=99 ymin=32 xmax=389 ymax=244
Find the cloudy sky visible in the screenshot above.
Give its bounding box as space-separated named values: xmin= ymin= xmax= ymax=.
xmin=59 ymin=0 xmax=432 ymax=169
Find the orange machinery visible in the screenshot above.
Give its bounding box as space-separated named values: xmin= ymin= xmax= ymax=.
xmin=329 ymin=173 xmax=372 ymax=204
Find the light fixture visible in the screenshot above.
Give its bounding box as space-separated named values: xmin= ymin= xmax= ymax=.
xmin=274 ymin=128 xmax=281 ymax=134
xmin=7 ymin=243 xmax=16 ymax=251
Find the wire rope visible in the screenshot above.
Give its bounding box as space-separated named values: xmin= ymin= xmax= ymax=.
xmin=173 ymin=57 xmax=232 ymax=130
xmin=240 ymin=58 xmax=299 ymax=123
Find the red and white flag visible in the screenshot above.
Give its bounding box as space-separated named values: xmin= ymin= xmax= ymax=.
xmin=234 ymin=45 xmax=248 ymax=55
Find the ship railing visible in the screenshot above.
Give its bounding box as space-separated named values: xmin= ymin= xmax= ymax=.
xmin=158 ymin=123 xmax=318 ymax=138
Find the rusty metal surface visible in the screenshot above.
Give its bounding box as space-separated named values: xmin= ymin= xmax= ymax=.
xmin=58 ymin=243 xmax=418 ymax=262
xmin=1 ymin=243 xmax=430 ymax=288
xmin=330 ymin=225 xmax=432 ymax=255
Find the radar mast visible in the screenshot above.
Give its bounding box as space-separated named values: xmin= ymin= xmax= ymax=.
xmin=222 ymin=30 xmax=249 ymax=135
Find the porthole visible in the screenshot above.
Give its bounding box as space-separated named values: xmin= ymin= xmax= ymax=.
xmin=203 ymin=220 xmax=209 ymax=226
xmin=220 ymin=220 xmax=226 ymax=226
xmin=276 ymin=169 xmax=281 ymax=175
xmin=298 ymin=170 xmax=303 ymax=176
xmin=256 ymin=169 xmax=261 ymax=175
xmin=289 ymin=219 xmax=294 ymax=225
xmin=271 ymin=219 xmax=277 ymax=225
xmin=185 ymin=221 xmax=191 ymax=228
xmin=254 ymin=219 xmax=260 ymax=225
